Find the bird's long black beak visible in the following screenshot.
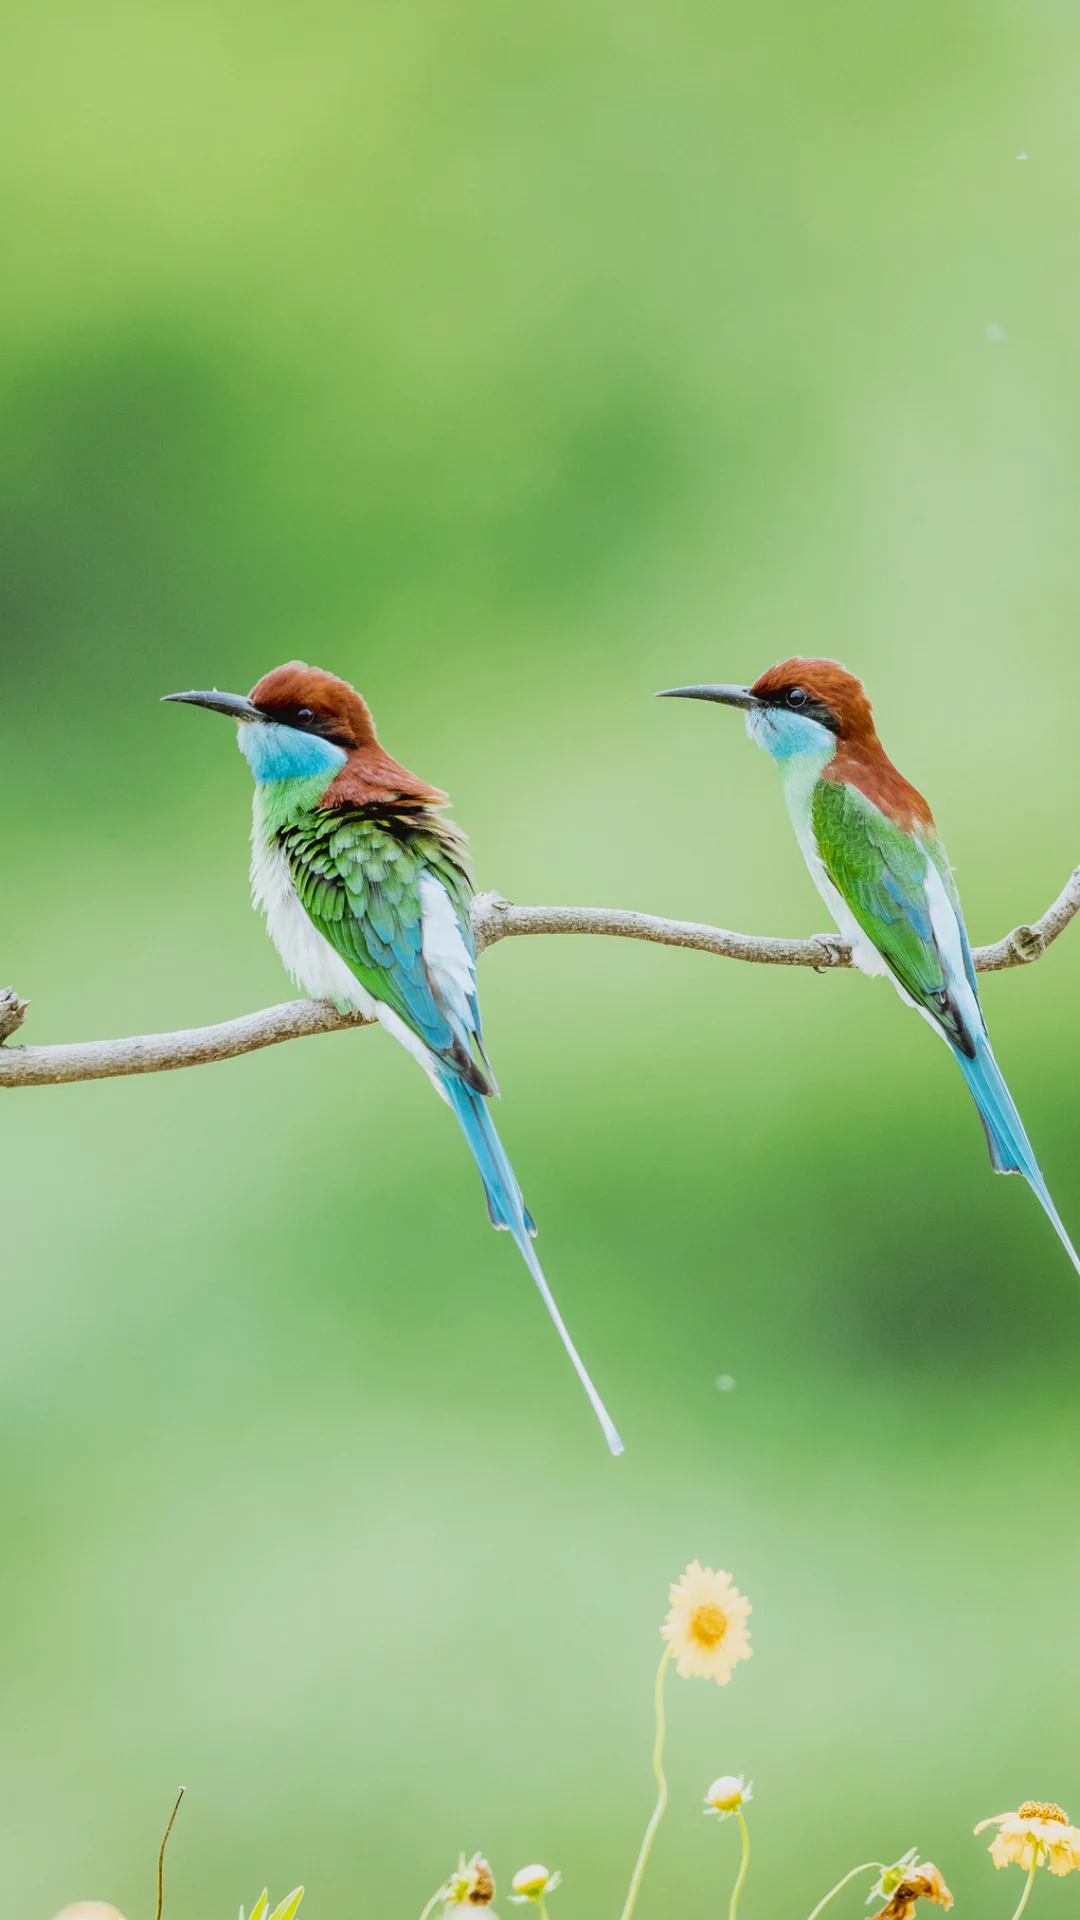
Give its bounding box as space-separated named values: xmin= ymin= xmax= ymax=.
xmin=655 ymin=683 xmax=764 ymax=709
xmin=161 ymin=689 xmax=263 ymax=721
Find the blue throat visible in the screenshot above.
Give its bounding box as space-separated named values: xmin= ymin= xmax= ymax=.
xmin=746 ymin=706 xmax=838 ymax=763
xmin=238 ymin=721 xmax=348 ymax=785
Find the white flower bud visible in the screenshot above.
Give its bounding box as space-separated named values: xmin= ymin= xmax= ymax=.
xmin=705 ymin=1775 xmax=752 ymax=1815
xmin=510 ymin=1866 xmax=562 ymax=1903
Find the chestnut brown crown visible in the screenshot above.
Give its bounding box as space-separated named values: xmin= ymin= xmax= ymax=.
xmin=251 ymin=660 xmax=448 ymax=810
xmin=749 ymin=657 xmax=878 ymax=744
xmin=751 ymin=655 xmax=933 ymax=829
xmin=249 ymin=662 xmax=378 ymax=750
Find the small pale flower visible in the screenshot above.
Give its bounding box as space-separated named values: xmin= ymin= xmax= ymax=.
xmin=975 ymin=1803 xmax=1080 ymax=1878
xmin=53 ymin=1909 xmax=127 ymax=1920
xmin=704 ymin=1775 xmax=752 ymax=1818
xmin=662 ymin=1561 xmax=751 ymax=1684
xmin=510 ymin=1866 xmax=561 ymax=1903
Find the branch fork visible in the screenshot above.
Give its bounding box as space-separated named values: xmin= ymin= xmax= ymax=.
xmin=1 ymin=865 xmax=1077 ymax=1090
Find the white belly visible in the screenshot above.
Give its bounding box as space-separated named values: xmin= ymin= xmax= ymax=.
xmin=250 ymin=832 xmax=376 ymax=1013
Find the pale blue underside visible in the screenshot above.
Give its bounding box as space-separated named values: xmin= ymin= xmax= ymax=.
xmin=238 ymin=719 xmax=348 ymax=786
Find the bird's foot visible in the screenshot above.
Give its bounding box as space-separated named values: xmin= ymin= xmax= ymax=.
xmin=0 ymin=988 xmax=29 ymax=1045
xmin=809 ymin=933 xmax=850 ymax=971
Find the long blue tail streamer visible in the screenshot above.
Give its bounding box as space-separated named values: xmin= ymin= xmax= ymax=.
xmin=439 ymin=1070 xmax=625 ymax=1455
xmin=956 ymin=1036 xmax=1080 ymax=1278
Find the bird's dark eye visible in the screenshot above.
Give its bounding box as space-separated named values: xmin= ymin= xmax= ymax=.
xmin=296 ymin=707 xmax=314 ymax=724
xmin=786 ymin=687 xmax=808 ymax=708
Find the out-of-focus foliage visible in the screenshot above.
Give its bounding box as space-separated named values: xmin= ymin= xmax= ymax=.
xmin=2 ymin=0 xmax=1080 ymax=1915
xmin=241 ymin=1892 xmax=304 ymax=1920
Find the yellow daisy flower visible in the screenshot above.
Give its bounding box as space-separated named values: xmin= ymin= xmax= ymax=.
xmin=661 ymin=1561 xmax=752 ymax=1684
xmin=975 ymin=1803 xmax=1080 ymax=1878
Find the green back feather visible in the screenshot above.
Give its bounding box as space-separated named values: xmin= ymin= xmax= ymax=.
xmin=277 ymin=801 xmax=476 ymax=1055
xmin=811 ymin=777 xmax=978 ymax=1047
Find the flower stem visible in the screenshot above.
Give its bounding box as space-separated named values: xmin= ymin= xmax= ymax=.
xmin=156 ymin=1787 xmax=185 ymax=1920
xmin=1008 ymin=1859 xmax=1038 ymax=1920
xmin=728 ymin=1811 xmax=750 ymax=1920
xmin=618 ymin=1644 xmax=674 ymax=1920
xmin=804 ymin=1864 xmax=887 ymax=1920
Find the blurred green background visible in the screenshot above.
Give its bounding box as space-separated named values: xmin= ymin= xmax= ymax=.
xmin=2 ymin=0 xmax=1080 ymax=1913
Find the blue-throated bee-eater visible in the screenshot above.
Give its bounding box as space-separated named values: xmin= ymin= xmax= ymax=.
xmin=659 ymin=657 xmax=1080 ymax=1275
xmin=165 ymin=662 xmax=623 ymax=1453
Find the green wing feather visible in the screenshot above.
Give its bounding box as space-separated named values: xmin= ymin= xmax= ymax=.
xmin=811 ymin=777 xmax=977 ymax=1049
xmin=278 ymin=807 xmax=480 ymax=1068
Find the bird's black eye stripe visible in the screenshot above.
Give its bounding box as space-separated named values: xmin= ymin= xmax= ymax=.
xmin=758 ymin=684 xmax=841 ymax=734
xmin=252 ymin=701 xmax=357 ymax=746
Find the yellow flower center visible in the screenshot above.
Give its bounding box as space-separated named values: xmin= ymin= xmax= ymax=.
xmin=1019 ymin=1802 xmax=1068 ymax=1825
xmin=689 ymin=1601 xmax=729 ymax=1648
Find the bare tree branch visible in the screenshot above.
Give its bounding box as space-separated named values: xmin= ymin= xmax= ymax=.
xmin=1 ymin=864 xmax=1077 ymax=1091
xmin=969 ymin=862 xmax=1080 ymax=970
xmin=0 ymin=995 xmax=376 ymax=1088
xmin=471 ymin=895 xmax=839 ymax=967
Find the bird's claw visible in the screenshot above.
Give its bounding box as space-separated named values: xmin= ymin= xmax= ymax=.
xmin=810 ymin=933 xmax=849 ymax=971
xmin=0 ymin=987 xmax=29 ymax=1045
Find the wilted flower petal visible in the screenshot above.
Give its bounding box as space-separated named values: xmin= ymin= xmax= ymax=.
xmin=442 ymin=1855 xmax=497 ymax=1908
xmin=868 ymin=1864 xmax=952 ymax=1920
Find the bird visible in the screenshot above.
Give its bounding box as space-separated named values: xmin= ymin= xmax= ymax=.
xmin=658 ymin=656 xmax=1080 ymax=1276
xmin=164 ymin=662 xmax=623 ymax=1454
